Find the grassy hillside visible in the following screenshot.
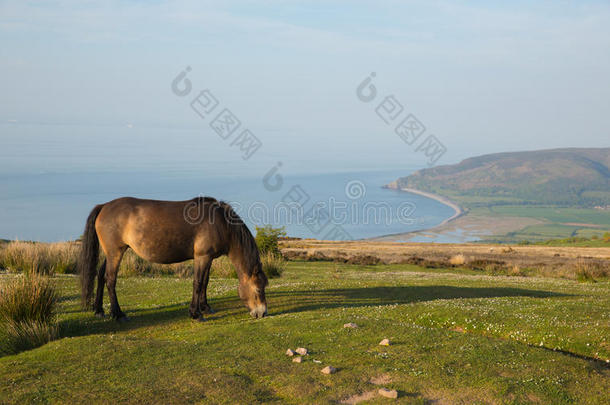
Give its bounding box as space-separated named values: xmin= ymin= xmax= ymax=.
xmin=1 ymin=262 xmax=609 ymax=404
xmin=392 ymin=148 xmax=609 ymax=207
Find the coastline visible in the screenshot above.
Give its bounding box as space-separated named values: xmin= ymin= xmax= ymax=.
xmin=398 ymin=187 xmax=463 ymax=226
xmin=370 ymin=185 xmax=467 ymax=242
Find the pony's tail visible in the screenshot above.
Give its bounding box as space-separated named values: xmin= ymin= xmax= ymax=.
xmin=78 ymin=204 xmax=104 ymax=309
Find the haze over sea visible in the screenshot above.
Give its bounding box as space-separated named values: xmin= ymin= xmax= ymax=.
xmin=0 ymin=123 xmax=455 ymax=243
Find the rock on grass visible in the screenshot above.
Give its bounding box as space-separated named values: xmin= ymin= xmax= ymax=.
xmin=295 ymin=347 xmax=308 ymax=355
xmin=321 ymin=366 xmax=336 ymax=374
xmin=286 ymin=349 xmax=295 ymax=356
xmin=292 ymin=356 xmax=302 ymax=363
xmin=378 ymin=388 xmax=398 ymax=399
xmin=343 ymin=323 xmax=358 ymax=328
xmin=379 ymin=338 xmax=390 ymax=346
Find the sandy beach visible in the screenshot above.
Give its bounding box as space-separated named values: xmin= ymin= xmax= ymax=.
xmin=398 ymin=187 xmax=463 ymax=225
xmin=370 ymin=186 xmax=474 ymax=242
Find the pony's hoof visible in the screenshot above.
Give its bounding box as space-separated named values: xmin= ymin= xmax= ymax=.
xmin=196 ymin=316 xmax=206 ymax=322
xmin=116 ymin=315 xmax=130 ymax=323
xmin=94 ymin=312 xmax=105 ymax=318
xmin=203 ymin=307 xmax=215 ymax=314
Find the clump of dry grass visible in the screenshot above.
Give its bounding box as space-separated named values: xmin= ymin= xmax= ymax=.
xmin=449 ymin=254 xmax=466 ymax=266
xmin=261 ymin=252 xmax=286 ymax=278
xmin=508 ymin=265 xmax=527 ymax=277
xmin=210 ymin=256 xmax=237 ymax=279
xmin=0 ymin=241 xmax=78 ymax=275
xmin=575 ymin=259 xmax=598 ymax=283
xmin=118 ymin=250 xmax=192 ymax=278
xmin=0 ymin=274 xmax=59 ymax=355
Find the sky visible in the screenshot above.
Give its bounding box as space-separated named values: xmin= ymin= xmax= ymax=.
xmin=1 ymin=0 xmax=609 ymax=176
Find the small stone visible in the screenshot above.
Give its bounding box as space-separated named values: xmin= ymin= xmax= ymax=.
xmin=379 ymin=338 xmax=391 ymax=346
xmin=286 ymin=349 xmax=295 ymax=356
xmin=321 ymin=366 xmax=336 ymax=375
xmin=378 ymin=388 xmax=398 ymax=399
xmin=292 ymin=356 xmax=302 ymax=363
xmin=344 ymin=322 xmax=358 ymax=328
xmin=295 ymin=347 xmax=308 ymax=355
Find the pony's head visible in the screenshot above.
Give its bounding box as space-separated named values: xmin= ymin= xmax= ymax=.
xmin=238 ymin=264 xmax=268 ymax=318
xmin=219 ymin=201 xmax=269 ymax=318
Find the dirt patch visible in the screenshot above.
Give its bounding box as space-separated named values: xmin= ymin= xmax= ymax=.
xmin=340 ymin=390 xmax=377 ymax=404
xmin=562 ymin=222 xmax=602 ymax=228
xmin=423 ymin=387 xmax=500 ymax=405
xmin=369 ymin=374 xmax=392 ymax=385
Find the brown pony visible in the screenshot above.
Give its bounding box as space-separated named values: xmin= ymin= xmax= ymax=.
xmin=77 ymin=196 xmax=268 ymax=322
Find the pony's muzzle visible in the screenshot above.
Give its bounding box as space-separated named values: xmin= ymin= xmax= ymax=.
xmin=250 ymin=304 xmax=267 ymax=319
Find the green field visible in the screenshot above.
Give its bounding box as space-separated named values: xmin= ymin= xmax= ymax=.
xmin=468 ymin=205 xmax=610 ymax=243
xmin=1 ymin=262 xmax=609 ymax=404
xmin=488 ymin=206 xmax=610 ymax=226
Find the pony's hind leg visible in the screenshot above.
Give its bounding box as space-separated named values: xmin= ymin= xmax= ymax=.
xmin=199 ymin=259 xmax=214 ymax=314
xmin=105 ymin=247 xmax=128 ymax=321
xmin=190 ymin=255 xmax=212 ymax=320
xmin=94 ymin=259 xmax=107 ymax=317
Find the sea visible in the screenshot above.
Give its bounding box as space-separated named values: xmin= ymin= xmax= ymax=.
xmin=0 ymin=123 xmax=456 ymax=242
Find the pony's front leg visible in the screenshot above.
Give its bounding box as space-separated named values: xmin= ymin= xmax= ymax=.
xmin=190 ymin=255 xmax=212 ymax=320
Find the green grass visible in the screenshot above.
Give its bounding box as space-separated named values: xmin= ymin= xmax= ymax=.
xmin=1 ymin=262 xmax=609 ymax=404
xmin=488 ymin=206 xmax=610 ymax=226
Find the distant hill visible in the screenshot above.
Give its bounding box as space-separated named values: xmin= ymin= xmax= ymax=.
xmin=389 ymin=148 xmax=610 ymax=206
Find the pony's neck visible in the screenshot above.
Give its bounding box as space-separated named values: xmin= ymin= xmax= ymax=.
xmin=228 ymin=249 xmax=249 ymax=279
xmin=227 ymin=231 xmax=259 ymax=279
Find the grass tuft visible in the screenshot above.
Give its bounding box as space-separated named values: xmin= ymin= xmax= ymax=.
xmin=0 ymin=274 xmax=58 ymax=324
xmin=0 ymin=274 xmax=59 ymax=355
xmin=0 ymin=319 xmax=58 ymax=355
xmin=261 ymin=252 xmax=286 ymax=278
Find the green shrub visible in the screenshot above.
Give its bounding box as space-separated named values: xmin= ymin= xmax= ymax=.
xmin=260 ymin=251 xmax=286 ymax=278
xmin=255 ymin=225 xmax=286 ymax=256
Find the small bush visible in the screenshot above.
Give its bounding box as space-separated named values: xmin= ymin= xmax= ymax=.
xmin=255 ymin=225 xmax=286 ymax=256
xmin=261 ymin=251 xmax=285 ymax=278
xmin=603 ymin=232 xmax=610 ymax=243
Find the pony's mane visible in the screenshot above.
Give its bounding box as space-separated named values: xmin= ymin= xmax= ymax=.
xmin=190 ymin=196 xmax=261 ymax=276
